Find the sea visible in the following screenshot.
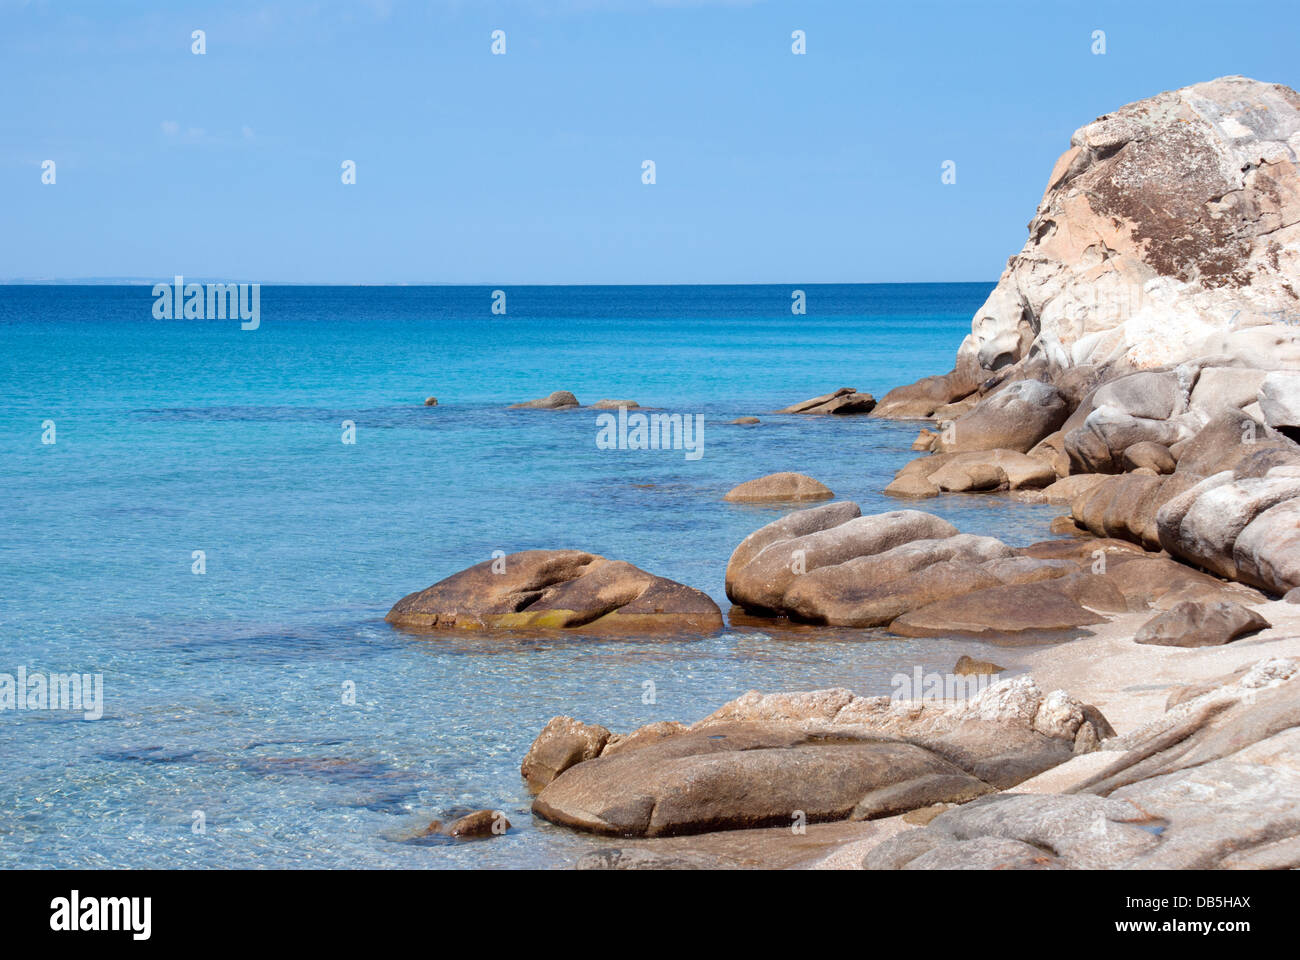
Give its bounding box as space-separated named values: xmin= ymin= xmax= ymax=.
xmin=0 ymin=283 xmax=1068 ymax=868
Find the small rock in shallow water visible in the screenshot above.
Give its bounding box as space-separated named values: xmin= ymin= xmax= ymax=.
xmin=954 ymin=655 xmax=1005 ymax=676
xmin=423 ymin=396 xmax=438 ymax=406
xmin=729 ymin=416 xmax=760 ymax=425
xmin=443 ymin=809 xmax=511 ymax=838
xmin=724 ymin=471 xmax=833 ymax=503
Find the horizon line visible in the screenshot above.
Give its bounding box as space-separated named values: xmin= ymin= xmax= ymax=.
xmin=0 ymin=278 xmax=998 ymax=288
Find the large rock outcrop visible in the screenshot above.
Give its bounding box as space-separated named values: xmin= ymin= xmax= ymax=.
xmin=723 ymin=504 xmax=1251 ymax=632
xmin=876 ymin=78 xmax=1300 ymax=600
xmin=530 ymin=678 xmax=1113 ymax=837
xmin=877 ymin=76 xmax=1300 ymax=400
xmin=864 ymin=658 xmax=1300 ymax=869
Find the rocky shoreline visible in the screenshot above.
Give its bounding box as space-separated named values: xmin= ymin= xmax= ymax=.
xmin=393 ymin=76 xmax=1300 ymax=868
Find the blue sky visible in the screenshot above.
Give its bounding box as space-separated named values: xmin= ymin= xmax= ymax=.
xmin=4 ymin=0 xmax=1298 ymax=284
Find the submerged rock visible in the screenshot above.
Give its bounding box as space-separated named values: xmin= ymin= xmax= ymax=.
xmin=386 ymin=550 xmax=723 ymax=635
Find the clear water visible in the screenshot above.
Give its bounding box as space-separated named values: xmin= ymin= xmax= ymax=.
xmin=0 ymin=284 xmax=1067 ymax=868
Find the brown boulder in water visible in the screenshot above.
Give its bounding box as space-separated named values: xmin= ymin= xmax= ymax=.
xmin=386 ymin=550 xmax=722 ymax=635
xmin=724 ymin=472 xmax=833 ymax=503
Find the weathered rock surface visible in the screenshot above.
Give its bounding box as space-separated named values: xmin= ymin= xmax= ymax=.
xmin=509 ymin=390 xmax=580 ymax=409
xmin=885 ymin=449 xmax=1056 ymax=497
xmin=589 ymin=398 xmax=639 ymax=410
xmin=933 ymin=380 xmax=1070 ymax=454
xmin=872 ymin=365 xmax=981 ymax=420
xmin=782 ymin=534 xmax=1012 ymax=627
xmin=386 ymin=550 xmax=722 ymax=635
xmin=533 ymin=724 xmax=989 ymax=837
xmin=531 ymin=677 xmax=1112 ymax=837
xmin=724 ymin=504 xmax=1251 ymax=632
xmin=521 ymin=716 xmax=612 ymax=791
xmin=956 ymin=77 xmax=1300 ymax=380
xmin=1258 ymin=371 xmax=1300 ymax=439
xmin=865 ymin=659 xmax=1300 ymax=869
xmin=725 ymin=506 xmax=958 ymax=615
xmin=1122 ymin=440 xmax=1176 ymax=474
xmin=724 ymin=472 xmax=834 ymax=503
xmin=574 ymin=848 xmax=714 ymax=870
xmin=888 ymin=579 xmax=1111 ymax=638
xmin=1133 ymin=599 xmax=1271 ymax=647
xmin=776 ymin=387 xmax=877 ymax=415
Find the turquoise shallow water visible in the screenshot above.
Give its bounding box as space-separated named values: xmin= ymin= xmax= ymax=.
xmin=0 ymin=284 xmax=1066 ymax=868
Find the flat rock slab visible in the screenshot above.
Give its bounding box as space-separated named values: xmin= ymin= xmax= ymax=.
xmin=888 ymin=580 xmax=1109 ymax=638
xmin=386 ymin=549 xmax=722 ymax=635
xmin=532 ymin=723 xmax=990 ymax=838
xmin=865 ymin=664 xmax=1300 ymax=869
